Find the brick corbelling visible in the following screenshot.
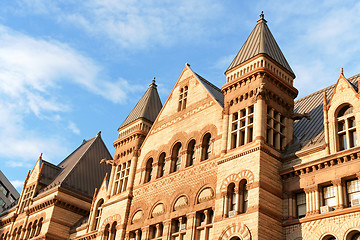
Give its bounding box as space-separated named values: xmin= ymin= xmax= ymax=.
xmin=280 ymin=147 xmax=360 ymax=179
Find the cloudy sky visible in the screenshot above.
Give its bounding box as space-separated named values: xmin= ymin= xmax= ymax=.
xmin=0 ymin=0 xmax=359 ymax=192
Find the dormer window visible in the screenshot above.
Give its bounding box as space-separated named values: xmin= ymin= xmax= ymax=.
xmin=178 ymin=86 xmax=188 ymax=111
xmin=337 ymin=105 xmax=356 ymax=151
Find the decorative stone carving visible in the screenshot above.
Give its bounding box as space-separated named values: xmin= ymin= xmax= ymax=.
xmin=132 ymin=210 xmax=144 ymax=223
xmin=198 ymin=187 xmax=214 ymax=203
xmin=174 ymin=196 xmax=189 ymax=211
xmin=151 ymin=204 xmax=165 ymax=218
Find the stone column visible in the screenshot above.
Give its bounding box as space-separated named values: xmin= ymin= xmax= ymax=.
xmin=164 ymin=156 xmax=172 ymax=175
xmin=185 ymin=212 xmax=196 ymax=240
xmin=234 ymin=186 xmax=240 ymax=214
xmin=180 ymin=150 xmax=187 ymax=169
xmin=314 ymin=187 xmax=320 ymax=214
xmin=221 ymin=103 xmax=230 ymax=155
xmin=162 ymin=220 xmax=172 ymax=240
xmin=305 ymin=188 xmax=311 ymax=216
xmin=135 ymin=229 xmax=141 ymax=240
xmin=254 ymin=81 xmax=267 ymax=142
xmin=222 ymin=192 xmax=228 ymax=218
xmin=141 ymin=226 xmax=149 ymax=240
xmin=108 ymin=165 xmax=117 ymax=197
xmin=155 ymin=224 xmax=162 ymax=238
xmin=332 ymin=179 xmax=344 ymax=209
xmin=152 ymin=161 xmax=158 ymax=182
xmin=288 ymin=193 xmax=294 ymax=219
xmin=127 ymin=152 xmax=139 ymax=191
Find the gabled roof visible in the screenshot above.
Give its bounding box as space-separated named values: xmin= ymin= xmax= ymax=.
xmin=195 ymin=73 xmax=224 ymax=107
xmin=284 ymin=73 xmax=360 ymax=157
xmin=227 ymin=12 xmax=294 ymax=76
xmin=38 ymin=132 xmax=112 ymax=197
xmin=119 ymin=79 xmax=163 ymax=129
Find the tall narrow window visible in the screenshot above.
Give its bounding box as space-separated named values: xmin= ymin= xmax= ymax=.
xmin=178 ymin=86 xmax=188 ymax=111
xmin=19 ymin=184 xmax=36 ymax=213
xmin=296 ymin=192 xmax=306 ymax=218
xmin=337 ymin=105 xmax=357 ymax=151
xmin=104 ymin=224 xmax=110 ymax=240
xmin=187 ymin=140 xmax=196 ymax=167
xmin=157 ymin=153 xmax=166 ymax=178
xmin=145 ymin=158 xmax=153 ymax=183
xmin=109 ymin=222 xmax=117 ymax=240
xmin=170 ymin=217 xmax=187 ymax=239
xmin=239 ymin=180 xmax=248 ymax=213
xmin=35 ymin=218 xmax=43 ymax=236
xmin=25 ymin=222 xmax=32 ymax=239
xmin=195 ymin=209 xmax=213 ymax=240
xmin=93 ymin=199 xmax=104 ymax=230
xmin=323 ymin=185 xmax=336 ymax=208
xmin=113 ymin=161 xmax=131 ymax=195
xmin=347 ymin=179 xmax=360 ymax=207
xmin=227 ymin=183 xmax=236 ymax=216
xmin=231 ymin=106 xmax=254 ymax=149
xmin=266 ymin=107 xmax=286 ymax=150
xmin=171 ymin=143 xmax=182 ymax=173
xmin=201 ymin=134 xmax=212 ymax=161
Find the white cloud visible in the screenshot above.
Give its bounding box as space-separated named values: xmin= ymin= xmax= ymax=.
xmin=0 ymin=24 xmax=138 ymax=167
xmin=68 ymin=121 xmax=80 ymax=135
xmin=14 ymin=0 xmax=224 ymax=50
xmin=10 ymin=180 xmax=24 ymax=190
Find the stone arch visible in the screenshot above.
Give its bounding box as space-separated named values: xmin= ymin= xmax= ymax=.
xmin=303 ymin=224 xmax=340 ymax=240
xmin=341 ymin=218 xmax=360 ymax=239
xmin=100 ymin=214 xmax=121 ymax=230
xmin=218 ymin=222 xmax=251 ymax=240
xmin=195 ymin=185 xmax=215 ymax=204
xmin=172 ymin=194 xmax=189 ymax=211
xmin=141 ymin=150 xmax=157 ymax=169
xmin=199 ymin=124 xmax=218 ymax=141
xmin=130 ymin=209 xmax=144 ymax=224
xmin=220 ymin=170 xmax=255 ymax=193
xmin=168 ymin=132 xmax=188 ymax=150
xmin=344 ymin=228 xmax=360 ymax=240
xmin=151 ymin=202 xmax=166 ymax=218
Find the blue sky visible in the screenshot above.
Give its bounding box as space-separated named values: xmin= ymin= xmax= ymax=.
xmin=0 ymin=0 xmax=359 ymax=192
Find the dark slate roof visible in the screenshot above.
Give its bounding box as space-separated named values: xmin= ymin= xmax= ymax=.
xmin=38 ymin=132 xmax=112 ymax=198
xmin=195 ymin=73 xmax=224 ymax=107
xmin=284 ymin=74 xmax=360 ymax=157
xmin=119 ymin=80 xmax=163 ymax=129
xmin=227 ymin=12 xmax=294 ymax=76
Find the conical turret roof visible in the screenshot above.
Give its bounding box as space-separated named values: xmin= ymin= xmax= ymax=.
xmin=227 ymin=12 xmax=295 ymax=77
xmin=119 ymin=79 xmax=163 ymax=129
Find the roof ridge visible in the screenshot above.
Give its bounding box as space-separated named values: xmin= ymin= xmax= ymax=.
xmin=195 ymin=73 xmax=221 ymax=92
xmin=59 ymin=135 xmax=100 ymax=187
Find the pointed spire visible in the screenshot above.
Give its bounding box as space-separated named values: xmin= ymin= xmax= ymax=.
xmin=119 ymin=78 xmax=163 ymax=129
xmin=227 ymin=12 xmax=294 ymax=77
xmin=340 ymin=67 xmax=344 ymax=76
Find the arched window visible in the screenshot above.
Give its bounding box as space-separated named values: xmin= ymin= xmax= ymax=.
xmin=337 ymin=104 xmax=357 ymax=151
xmin=104 ymin=224 xmax=110 ymax=240
xmin=239 ymin=180 xmax=248 ymax=213
xmin=93 ymin=199 xmax=104 ymax=231
xmin=35 ymin=218 xmax=43 ymax=236
xmin=201 ymin=133 xmax=211 ymax=161
xmin=145 ymin=158 xmax=153 ymax=183
xmin=227 ymin=183 xmax=236 ymax=215
xmin=25 ymin=222 xmax=32 ymax=239
xmin=230 ymin=237 xmax=241 ymax=240
xmin=171 ymin=143 xmax=182 ymax=173
xmin=322 ymin=235 xmax=337 ymax=240
xmin=157 ymin=153 xmax=166 ymax=178
xmin=16 ymin=226 xmax=22 ymax=240
xmin=347 ymin=230 xmax=360 ymax=240
xmin=187 ymin=140 xmax=196 ymax=167
xmin=109 ymin=222 xmax=117 ymax=240
xmin=30 ymin=220 xmax=38 ymax=238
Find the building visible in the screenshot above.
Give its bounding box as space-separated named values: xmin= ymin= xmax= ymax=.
xmin=0 ymin=132 xmax=112 ymax=240
xmin=1 ymin=12 xmax=360 ymax=240
xmin=0 ymin=171 xmax=20 ymax=212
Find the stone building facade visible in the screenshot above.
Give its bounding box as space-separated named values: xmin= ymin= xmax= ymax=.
xmin=1 ymin=13 xmax=360 ymax=240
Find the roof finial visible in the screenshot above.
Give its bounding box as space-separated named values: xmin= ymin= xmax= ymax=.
xmin=257 ymin=11 xmax=267 ymax=23
xmin=149 ymin=77 xmax=157 ymax=87
xmin=340 ymin=67 xmax=344 ymax=75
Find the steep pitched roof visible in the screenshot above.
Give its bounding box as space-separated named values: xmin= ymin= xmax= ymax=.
xmin=227 ymin=12 xmax=294 ymax=76
xmin=119 ymin=79 xmax=163 ymax=129
xmin=39 ymin=132 xmax=112 ymax=197
xmin=284 ymin=73 xmax=360 ymax=157
xmin=195 ymin=73 xmax=224 ymax=107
